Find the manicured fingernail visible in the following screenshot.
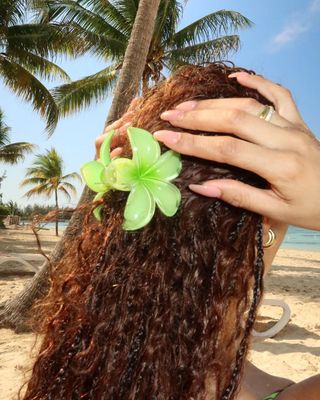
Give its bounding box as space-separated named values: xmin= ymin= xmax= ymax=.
xmin=228 ymin=71 xmax=249 ymax=78
xmin=189 ymin=184 xmax=222 ymax=198
xmin=154 ymin=130 xmax=181 ymax=144
xmin=160 ymin=110 xmax=184 ymax=121
xmin=175 ymin=101 xmax=198 ymax=111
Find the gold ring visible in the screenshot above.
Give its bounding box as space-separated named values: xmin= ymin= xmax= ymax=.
xmin=259 ymin=105 xmax=275 ymax=122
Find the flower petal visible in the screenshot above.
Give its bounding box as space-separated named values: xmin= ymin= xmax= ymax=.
xmin=92 ymin=192 xmax=105 ymax=221
xmin=123 ymin=183 xmax=155 ymax=230
xmin=143 ymin=179 xmax=181 ymax=217
xmin=103 ymin=158 xmax=138 ymax=190
xmin=127 ymin=127 xmax=160 ymax=173
xmin=81 ymin=160 xmax=109 ymax=193
xmin=93 ymin=205 xmax=103 ymax=221
xmin=144 ymin=150 xmax=182 ymax=181
xmin=99 ymin=130 xmax=115 ymax=166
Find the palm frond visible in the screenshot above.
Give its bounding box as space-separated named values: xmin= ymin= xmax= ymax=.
xmin=153 ymin=0 xmax=184 ymax=47
xmin=167 ymin=35 xmax=241 ymax=69
xmin=73 ymin=27 xmax=127 ymax=60
xmin=43 ymin=0 xmax=128 ymax=41
xmin=21 ymin=147 xmax=79 ymax=201
xmin=6 ymin=23 xmax=87 ymax=59
xmin=0 ymin=54 xmax=59 ymax=135
xmin=26 ymin=148 xmax=63 ymax=177
xmin=20 ymin=176 xmax=48 ymax=186
xmin=0 ymin=109 xmax=11 ymax=144
xmin=7 ymin=50 xmax=70 ymax=82
xmin=113 ymin=0 xmax=139 ymax=25
xmin=85 ymin=0 xmax=132 ymax=36
xmin=172 ymin=10 xmax=252 ymax=48
xmin=0 ymin=0 xmax=25 ymax=26
xmin=58 ymin=185 xmax=72 ymax=202
xmin=0 ymin=142 xmax=36 ymax=164
xmin=62 ymin=171 xmax=82 ymax=183
xmin=23 ymin=183 xmax=55 ymax=198
xmin=52 ymin=65 xmax=119 ymax=116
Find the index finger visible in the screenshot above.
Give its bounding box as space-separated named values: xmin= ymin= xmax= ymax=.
xmin=153 ymin=129 xmax=285 ymax=183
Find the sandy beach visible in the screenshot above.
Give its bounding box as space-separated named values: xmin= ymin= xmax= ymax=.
xmin=0 ymin=228 xmax=319 ymax=399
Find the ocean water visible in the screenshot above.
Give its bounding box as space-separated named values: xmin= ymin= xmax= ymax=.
xmin=281 ymin=226 xmax=320 ymax=251
xmin=44 ymin=222 xmax=320 ymax=252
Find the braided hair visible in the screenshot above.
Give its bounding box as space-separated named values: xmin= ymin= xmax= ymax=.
xmin=24 ymin=63 xmax=270 ymax=400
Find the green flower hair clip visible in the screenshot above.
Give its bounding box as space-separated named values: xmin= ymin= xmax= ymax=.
xmin=81 ymin=127 xmax=182 ymax=231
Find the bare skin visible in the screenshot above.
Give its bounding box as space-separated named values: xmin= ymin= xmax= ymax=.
xmin=153 ymin=72 xmax=320 ymax=231
xmin=95 ymin=75 xmax=320 ymax=400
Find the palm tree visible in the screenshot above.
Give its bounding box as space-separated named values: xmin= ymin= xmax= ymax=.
xmin=21 ymin=148 xmax=81 ymax=236
xmin=0 ymin=109 xmax=35 ymax=164
xmin=47 ymin=0 xmax=252 ymax=116
xmin=0 ymin=0 xmax=163 ymax=333
xmin=0 ymin=0 xmax=84 ymax=134
xmin=7 ymin=200 xmax=19 ymax=215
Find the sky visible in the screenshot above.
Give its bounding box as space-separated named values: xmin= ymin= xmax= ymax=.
xmin=1 ymin=0 xmax=320 ymax=208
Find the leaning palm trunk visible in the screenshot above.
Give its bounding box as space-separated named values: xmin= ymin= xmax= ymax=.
xmin=55 ymin=188 xmax=59 ymax=236
xmin=0 ymin=0 xmax=162 ymax=332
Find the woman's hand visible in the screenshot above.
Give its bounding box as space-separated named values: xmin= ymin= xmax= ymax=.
xmin=95 ymin=98 xmax=142 ymax=159
xmin=154 ymin=72 xmax=320 ymax=231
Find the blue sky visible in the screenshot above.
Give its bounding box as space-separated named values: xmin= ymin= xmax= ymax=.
xmin=1 ymin=0 xmax=320 ymax=207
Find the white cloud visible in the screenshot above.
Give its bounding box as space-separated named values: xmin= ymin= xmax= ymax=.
xmin=309 ymin=0 xmax=320 ymax=12
xmin=272 ymin=21 xmax=309 ymax=46
xmin=271 ymin=0 xmax=320 ymax=50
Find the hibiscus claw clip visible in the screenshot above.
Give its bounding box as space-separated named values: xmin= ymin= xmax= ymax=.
xmin=81 ymin=127 xmax=182 ymax=230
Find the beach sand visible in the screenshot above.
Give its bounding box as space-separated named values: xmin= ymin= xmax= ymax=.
xmin=0 ymin=228 xmax=319 ymax=399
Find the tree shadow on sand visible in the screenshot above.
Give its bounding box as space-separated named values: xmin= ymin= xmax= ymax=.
xmin=265 ymin=264 xmax=320 ymax=302
xmin=253 ymin=321 xmax=320 ymax=356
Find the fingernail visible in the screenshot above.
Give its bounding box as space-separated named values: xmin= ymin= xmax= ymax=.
xmin=228 ymin=71 xmax=249 ymax=78
xmin=111 ymin=147 xmax=123 ymax=159
xmin=175 ymin=101 xmax=198 ymax=111
xmin=160 ymin=110 xmax=184 ymax=121
xmin=154 ymin=130 xmax=181 ymax=144
xmin=189 ymin=184 xmax=222 ymax=198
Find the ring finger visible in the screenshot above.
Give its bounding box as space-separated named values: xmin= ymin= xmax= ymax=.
xmin=175 ymin=97 xmax=295 ymax=130
xmin=160 ymin=107 xmax=299 ymax=150
xmin=228 ymin=72 xmax=309 ymax=131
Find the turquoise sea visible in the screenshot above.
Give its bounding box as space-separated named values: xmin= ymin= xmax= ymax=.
xmin=44 ymin=222 xmax=320 ymax=252
xmin=282 ymin=226 xmax=320 ymax=251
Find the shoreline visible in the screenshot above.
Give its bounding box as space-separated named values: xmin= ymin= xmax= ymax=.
xmin=0 ymin=228 xmax=319 ymax=399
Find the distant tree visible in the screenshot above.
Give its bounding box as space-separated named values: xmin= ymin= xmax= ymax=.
xmin=21 ymin=203 xmax=56 ymax=218
xmin=0 ymin=171 xmax=6 ymax=204
xmin=0 ymin=109 xmax=35 ymax=164
xmin=21 ymin=148 xmax=81 ymax=236
xmin=0 ymin=203 xmax=9 ymax=228
xmin=6 ymin=200 xmax=20 ymax=215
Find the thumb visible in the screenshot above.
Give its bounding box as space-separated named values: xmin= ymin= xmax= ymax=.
xmin=189 ymin=179 xmax=286 ymax=220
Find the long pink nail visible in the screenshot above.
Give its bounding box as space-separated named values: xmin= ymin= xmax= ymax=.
xmin=160 ymin=110 xmax=184 ymax=121
xmin=154 ymin=130 xmax=181 ymax=144
xmin=228 ymin=71 xmax=249 ymax=78
xmin=175 ymin=101 xmax=197 ymax=111
xmin=189 ymin=184 xmax=222 ymax=198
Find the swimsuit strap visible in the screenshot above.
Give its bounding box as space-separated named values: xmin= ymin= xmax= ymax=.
xmin=263 ymin=391 xmax=281 ymax=400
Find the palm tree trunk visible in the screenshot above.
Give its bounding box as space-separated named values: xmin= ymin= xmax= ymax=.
xmin=105 ymin=0 xmax=161 ymax=125
xmin=55 ymin=188 xmax=59 ymax=236
xmin=0 ymin=0 xmax=161 ymax=332
xmin=142 ymin=71 xmax=150 ymax=96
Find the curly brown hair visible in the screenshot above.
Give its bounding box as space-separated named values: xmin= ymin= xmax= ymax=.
xmin=23 ymin=63 xmax=272 ymax=400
